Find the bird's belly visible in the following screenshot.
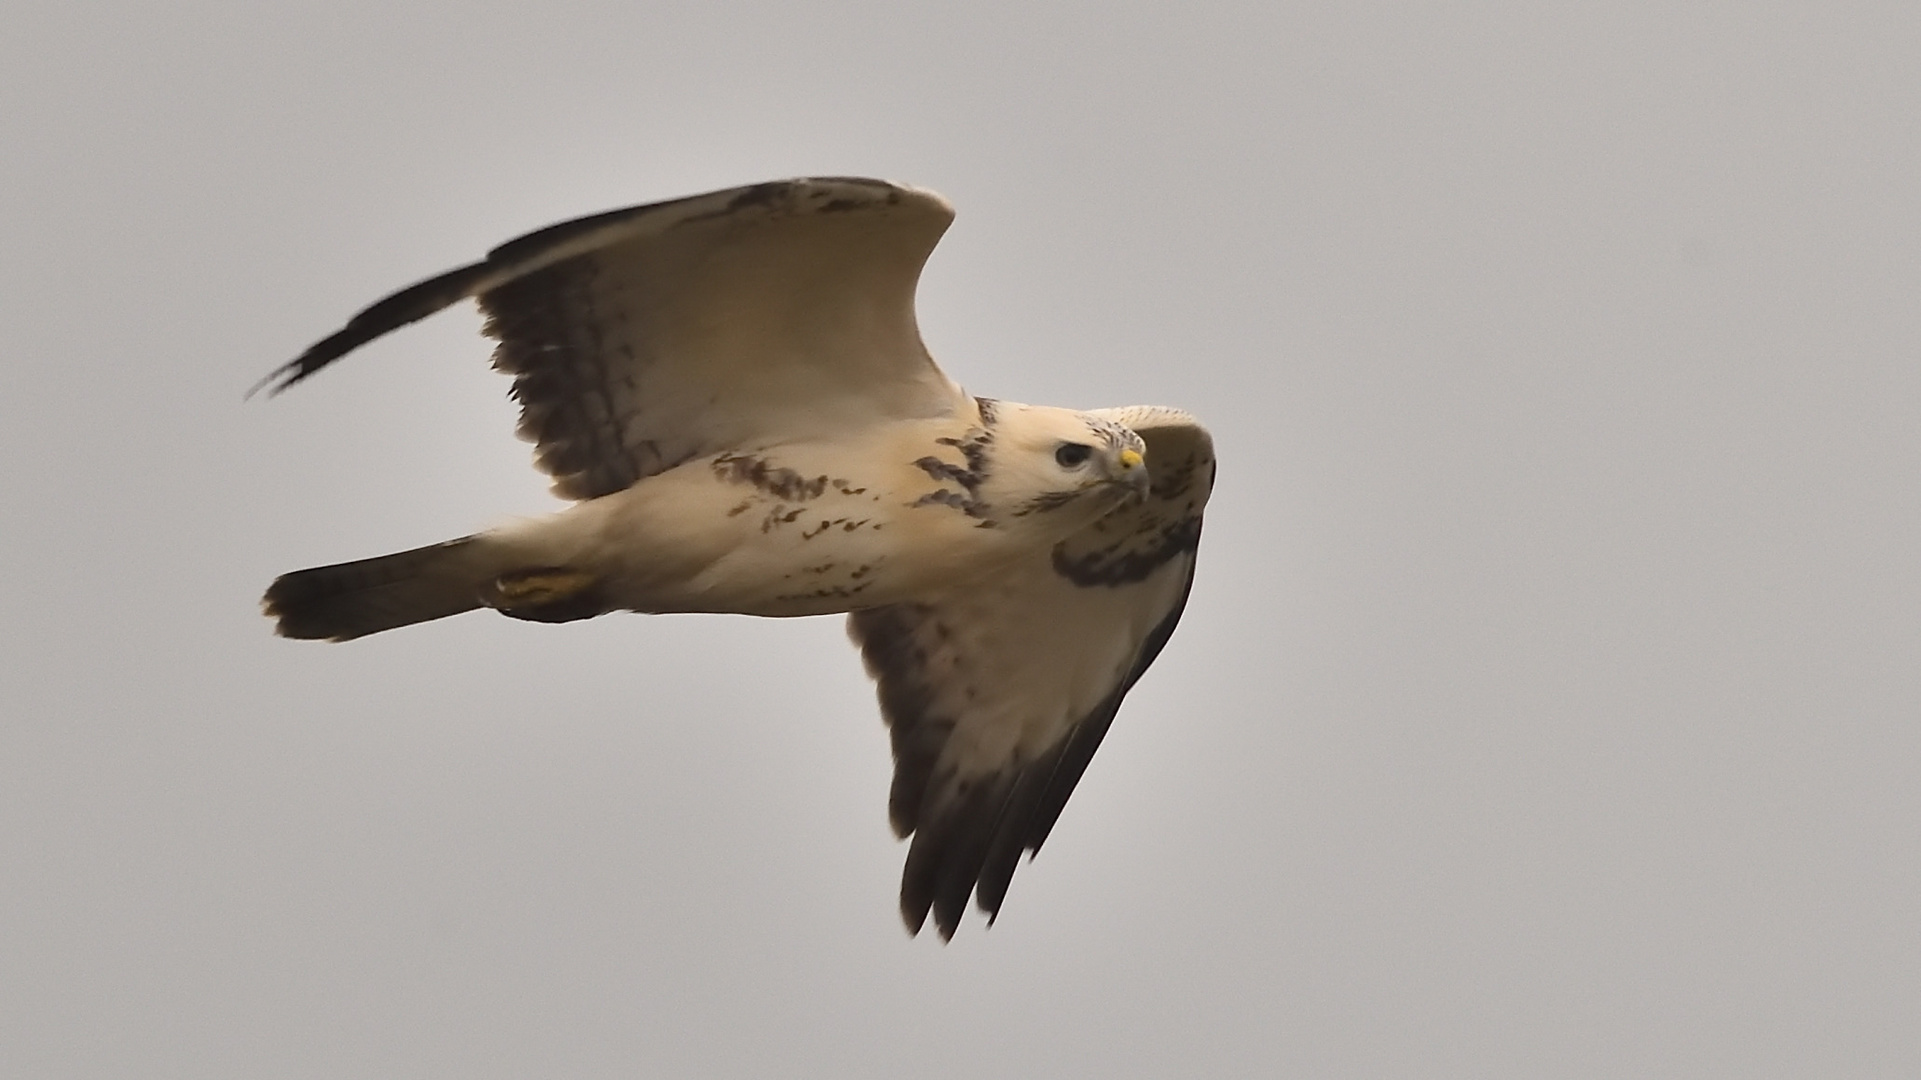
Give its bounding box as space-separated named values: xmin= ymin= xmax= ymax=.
xmin=585 ymin=442 xmax=1018 ymax=617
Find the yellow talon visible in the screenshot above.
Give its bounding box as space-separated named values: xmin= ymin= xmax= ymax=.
xmin=489 ymin=567 xmax=598 ymax=607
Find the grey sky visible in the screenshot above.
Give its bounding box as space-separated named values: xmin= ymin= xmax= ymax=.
xmin=4 ymin=2 xmax=1917 ymax=1076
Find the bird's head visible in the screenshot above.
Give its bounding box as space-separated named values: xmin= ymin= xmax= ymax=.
xmin=973 ymin=402 xmax=1150 ymax=532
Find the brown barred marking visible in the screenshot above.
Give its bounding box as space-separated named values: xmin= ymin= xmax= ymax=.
xmin=1012 ymin=489 xmax=1084 ymax=517
xmin=911 ymin=488 xmax=978 ymax=515
xmin=909 ymin=427 xmax=995 ymax=519
xmin=489 ymin=258 xmax=661 ymax=500
xmin=912 ymin=456 xmax=975 ymax=489
xmin=711 ymin=453 xmax=832 ymax=502
xmin=1051 ymin=515 xmax=1202 ymax=587
xmin=774 ymin=581 xmax=875 ymax=604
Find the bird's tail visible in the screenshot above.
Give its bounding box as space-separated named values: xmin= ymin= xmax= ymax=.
xmin=263 ymin=536 xmax=499 ymax=641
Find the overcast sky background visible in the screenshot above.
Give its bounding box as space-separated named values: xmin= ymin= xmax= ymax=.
xmin=4 ymin=2 xmax=1918 ymax=1076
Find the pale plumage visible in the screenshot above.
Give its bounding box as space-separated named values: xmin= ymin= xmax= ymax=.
xmin=259 ymin=178 xmax=1215 ymax=938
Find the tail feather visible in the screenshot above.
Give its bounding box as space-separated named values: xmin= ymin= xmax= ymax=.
xmin=264 ymin=536 xmax=494 ymax=641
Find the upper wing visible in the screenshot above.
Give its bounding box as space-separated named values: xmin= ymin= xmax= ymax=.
xmin=848 ymin=408 xmax=1215 ymax=938
xmin=258 ymin=178 xmax=969 ymax=499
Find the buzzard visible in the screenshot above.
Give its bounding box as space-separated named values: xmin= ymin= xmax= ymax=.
xmin=258 ymin=178 xmax=1215 ymax=938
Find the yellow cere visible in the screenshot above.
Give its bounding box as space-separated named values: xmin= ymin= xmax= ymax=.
xmin=1119 ymin=449 xmax=1144 ymax=470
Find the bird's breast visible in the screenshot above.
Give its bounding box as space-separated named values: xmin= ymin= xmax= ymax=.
xmin=589 ymin=424 xmax=1031 ymax=617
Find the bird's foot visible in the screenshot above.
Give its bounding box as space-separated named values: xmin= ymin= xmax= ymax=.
xmin=483 ymin=567 xmax=605 ymax=623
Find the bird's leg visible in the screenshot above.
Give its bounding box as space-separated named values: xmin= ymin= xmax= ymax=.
xmin=481 ymin=566 xmax=607 ymax=623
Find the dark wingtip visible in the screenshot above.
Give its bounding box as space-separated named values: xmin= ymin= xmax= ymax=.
xmin=244 ymin=358 xmax=311 ymax=400
xmin=243 ymin=371 xmax=278 ymax=401
xmin=899 ymin=881 xmax=965 ymax=942
xmin=900 ymin=897 xmax=932 ymax=939
xmin=247 ymin=258 xmax=498 ymax=401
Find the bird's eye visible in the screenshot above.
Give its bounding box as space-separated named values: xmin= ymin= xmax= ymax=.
xmin=1055 ymin=442 xmax=1094 ymax=468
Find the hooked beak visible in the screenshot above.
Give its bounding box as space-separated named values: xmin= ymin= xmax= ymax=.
xmin=1112 ymin=447 xmax=1150 ymax=499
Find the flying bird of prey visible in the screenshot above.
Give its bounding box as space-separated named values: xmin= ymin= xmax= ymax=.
xmin=258 ymin=178 xmax=1215 ymax=939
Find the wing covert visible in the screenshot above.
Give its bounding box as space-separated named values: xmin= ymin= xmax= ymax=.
xmin=260 ymin=178 xmax=969 ymax=499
